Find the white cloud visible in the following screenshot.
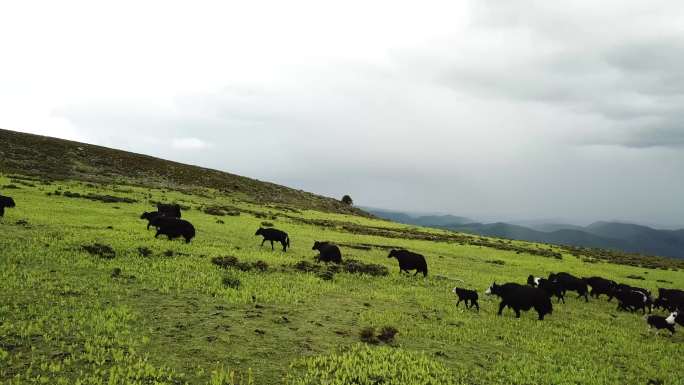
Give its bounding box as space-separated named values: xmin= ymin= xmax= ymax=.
xmin=171 ymin=137 xmax=211 ymax=150
xmin=2 ymin=0 xmax=684 ymax=226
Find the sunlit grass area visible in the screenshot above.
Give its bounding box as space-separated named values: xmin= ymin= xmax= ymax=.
xmin=1 ymin=174 xmax=682 ymax=385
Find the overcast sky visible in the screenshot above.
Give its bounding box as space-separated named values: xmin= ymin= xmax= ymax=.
xmin=2 ymin=0 xmax=684 ymax=227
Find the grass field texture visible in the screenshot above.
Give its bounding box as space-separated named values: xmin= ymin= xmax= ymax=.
xmin=1 ymin=174 xmax=682 ymax=385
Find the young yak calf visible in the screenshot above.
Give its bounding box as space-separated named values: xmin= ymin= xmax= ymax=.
xmin=452 ymin=287 xmax=479 ymax=311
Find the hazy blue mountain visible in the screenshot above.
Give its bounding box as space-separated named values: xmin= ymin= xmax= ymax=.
xmin=583 ymin=222 xmax=684 ymax=257
xmin=369 ymin=208 xmax=684 ymax=258
xmin=525 ymin=223 xmax=586 ymax=232
xmin=364 ymin=208 xmax=474 ymax=227
xmin=447 ymin=222 xmax=632 ymax=250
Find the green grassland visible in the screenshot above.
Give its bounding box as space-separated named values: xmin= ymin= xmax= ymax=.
xmin=1 ymin=174 xmax=683 ymax=385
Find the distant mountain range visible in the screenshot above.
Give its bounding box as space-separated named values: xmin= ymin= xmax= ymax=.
xmin=366 ymin=208 xmax=684 ymax=259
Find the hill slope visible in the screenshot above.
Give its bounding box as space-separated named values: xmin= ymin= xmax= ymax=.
xmin=0 ymin=128 xmax=368 ymax=216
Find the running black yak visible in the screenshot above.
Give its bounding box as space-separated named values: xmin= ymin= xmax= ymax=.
xmin=312 ymin=241 xmax=342 ymax=263
xmin=255 ymin=227 xmax=290 ymax=251
xmin=150 ymin=217 xmax=195 ymax=243
xmin=0 ymin=195 xmax=16 ymax=217
xmin=140 ymin=203 xmax=181 ymax=229
xmin=157 ymin=203 xmax=182 ymax=218
xmin=585 ymin=276 xmax=617 ymax=300
xmin=486 ymin=282 xmax=553 ymax=320
xmin=528 ymin=275 xmax=565 ymax=304
xmin=549 ymin=272 xmax=589 ymax=302
xmin=387 ymin=249 xmax=428 ymax=277
xmin=452 ymin=287 xmax=479 ymax=311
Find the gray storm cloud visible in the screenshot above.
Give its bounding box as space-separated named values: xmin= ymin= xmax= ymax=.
xmin=3 ymin=0 xmax=684 ymax=227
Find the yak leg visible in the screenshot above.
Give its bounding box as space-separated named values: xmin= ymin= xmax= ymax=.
xmin=497 ymin=301 xmax=506 ymax=316
xmin=270 ymin=240 xmax=274 ymax=250
xmin=260 ymin=239 xmax=266 ymax=247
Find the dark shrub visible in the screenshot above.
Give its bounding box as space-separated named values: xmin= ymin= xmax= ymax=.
xmin=222 ymin=276 xmax=241 ymax=289
xmin=377 ymin=326 xmax=398 ymax=343
xmin=343 ymin=259 xmax=389 ymax=277
xmin=359 ymin=327 xmax=378 ymax=344
xmin=341 ymin=195 xmax=353 ymax=205
xmin=204 ymin=206 xmax=225 ymax=216
xmin=63 ymin=191 xmax=136 ymax=203
xmin=204 ymin=205 xmax=240 ymax=216
xmin=294 ymin=260 xmax=318 ymax=273
xmin=317 ymin=271 xmax=334 ymax=281
xmin=137 ymin=247 xmax=153 ymax=257
xmin=212 ymin=256 xmax=268 ymax=272
xmin=486 ymin=259 xmax=506 ymax=265
xmin=82 ymin=243 xmax=115 ymax=259
xmin=626 ymin=275 xmax=645 ymax=280
xmin=253 ymin=260 xmax=269 ymax=272
xmin=212 ymin=256 xmax=239 ymax=269
xmin=261 ymin=222 xmax=274 ymax=227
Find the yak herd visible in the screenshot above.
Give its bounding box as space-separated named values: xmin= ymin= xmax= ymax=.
xmin=2 ymin=193 xmax=683 ymax=336
xmin=467 ymin=272 xmax=684 ymax=334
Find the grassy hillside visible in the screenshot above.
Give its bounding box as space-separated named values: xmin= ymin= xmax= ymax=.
xmin=1 ymin=173 xmax=683 ymax=385
xmin=0 ymin=129 xmax=368 ymax=217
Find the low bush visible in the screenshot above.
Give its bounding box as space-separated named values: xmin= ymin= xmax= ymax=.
xmin=82 ymin=243 xmax=115 ymax=259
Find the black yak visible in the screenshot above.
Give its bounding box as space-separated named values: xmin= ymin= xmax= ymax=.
xmin=585 ymin=276 xmax=617 ymax=300
xmin=140 ymin=211 xmax=163 ymax=230
xmin=150 ymin=217 xmax=195 ymax=243
xmin=549 ymin=272 xmax=589 ymax=302
xmin=614 ymin=288 xmax=649 ymax=314
xmin=157 ymin=203 xmax=182 ymax=218
xmin=645 ymin=313 xmax=676 ymax=335
xmin=528 ymin=275 xmax=565 ymax=304
xmin=0 ymin=195 xmax=16 ymax=217
xmin=671 ymin=311 xmax=684 ymax=327
xmin=140 ymin=203 xmax=181 ymax=229
xmin=452 ymin=287 xmax=479 ymax=311
xmin=255 ymin=227 xmax=289 ymax=251
xmin=539 ymin=279 xmax=565 ymax=304
xmin=387 ymin=249 xmax=428 ymax=277
xmin=486 ymin=282 xmax=552 ymax=320
xmin=527 ymin=275 xmax=541 ymax=287
xmin=655 ymin=288 xmax=684 ymax=311
xmin=312 ymin=241 xmax=342 ymax=263
xmin=613 ymin=284 xmax=653 ymax=313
